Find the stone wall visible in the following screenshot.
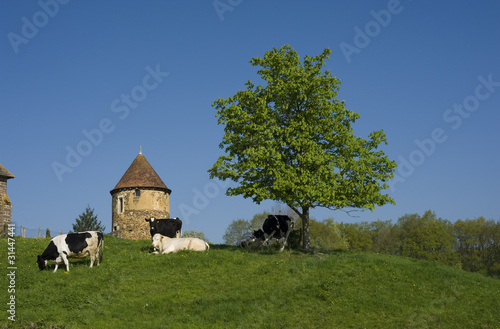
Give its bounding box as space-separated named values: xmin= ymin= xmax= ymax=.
xmin=111 ymin=188 xmax=170 ymax=239
xmin=0 ymin=178 xmax=12 ymax=232
xmin=0 ymin=179 xmax=7 ymax=194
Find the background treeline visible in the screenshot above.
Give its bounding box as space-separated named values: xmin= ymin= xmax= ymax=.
xmin=333 ymin=210 xmax=499 ymax=278
xmin=226 ymin=210 xmax=500 ymax=278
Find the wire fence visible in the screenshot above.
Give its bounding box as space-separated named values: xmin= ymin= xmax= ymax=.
xmin=8 ymin=223 xmax=67 ymax=238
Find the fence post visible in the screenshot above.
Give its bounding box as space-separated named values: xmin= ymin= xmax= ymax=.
xmin=38 ymin=227 xmax=41 ymax=238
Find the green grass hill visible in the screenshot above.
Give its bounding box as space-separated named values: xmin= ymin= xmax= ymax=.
xmin=2 ymin=236 xmax=499 ymax=328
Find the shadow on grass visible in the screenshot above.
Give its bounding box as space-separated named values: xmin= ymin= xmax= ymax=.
xmin=40 ymin=257 xmax=105 ymax=272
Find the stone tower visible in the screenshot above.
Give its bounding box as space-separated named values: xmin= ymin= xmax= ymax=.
xmin=110 ymin=151 xmax=171 ymax=239
xmin=0 ymin=164 xmax=15 ymax=232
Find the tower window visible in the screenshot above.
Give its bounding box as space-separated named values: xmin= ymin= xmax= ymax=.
xmin=135 ymin=189 xmax=141 ymax=197
xmin=118 ymin=196 xmax=124 ymax=214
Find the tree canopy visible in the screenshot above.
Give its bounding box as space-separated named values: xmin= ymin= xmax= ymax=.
xmin=223 ymin=212 xmax=270 ymax=245
xmin=72 ymin=205 xmax=105 ymax=233
xmin=182 ymin=230 xmax=210 ymax=243
xmin=223 ymin=219 xmax=251 ymax=245
xmin=209 ymin=45 xmax=396 ymax=249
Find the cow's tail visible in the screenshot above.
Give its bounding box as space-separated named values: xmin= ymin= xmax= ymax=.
xmin=205 ymin=241 xmax=210 ymax=251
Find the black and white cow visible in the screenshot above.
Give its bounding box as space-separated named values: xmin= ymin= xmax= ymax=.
xmin=238 ymin=215 xmax=294 ymax=252
xmin=37 ymin=231 xmax=103 ymax=272
xmin=145 ymin=217 xmax=182 ymax=238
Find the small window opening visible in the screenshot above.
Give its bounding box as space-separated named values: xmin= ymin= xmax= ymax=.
xmin=118 ymin=196 xmax=124 ymax=214
xmin=135 ymin=189 xmax=141 ymax=197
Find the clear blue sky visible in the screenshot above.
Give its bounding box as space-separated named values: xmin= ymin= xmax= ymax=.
xmin=1 ymin=1 xmax=499 ymax=243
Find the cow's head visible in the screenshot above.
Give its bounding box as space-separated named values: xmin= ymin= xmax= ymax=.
xmin=237 ymin=232 xmax=259 ymax=248
xmin=145 ymin=217 xmax=157 ymax=230
xmin=253 ymin=229 xmax=265 ymax=240
xmin=151 ymin=233 xmax=165 ymax=252
xmin=37 ymin=255 xmax=47 ymax=270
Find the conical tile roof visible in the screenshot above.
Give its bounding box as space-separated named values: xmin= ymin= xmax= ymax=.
xmin=0 ymin=164 xmax=15 ymax=179
xmin=110 ymin=153 xmax=171 ymax=195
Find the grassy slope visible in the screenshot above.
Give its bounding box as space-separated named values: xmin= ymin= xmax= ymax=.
xmin=1 ymin=236 xmax=500 ymax=329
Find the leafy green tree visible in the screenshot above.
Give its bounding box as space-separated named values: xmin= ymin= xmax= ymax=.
xmin=249 ymin=211 xmax=270 ymax=231
xmin=223 ymin=219 xmax=251 ymax=245
xmin=182 ymin=230 xmax=210 ymax=243
xmin=371 ymin=220 xmax=397 ymax=254
xmin=209 ymin=45 xmax=396 ymax=250
xmin=454 ymin=217 xmax=500 ymax=275
xmin=338 ymin=222 xmax=374 ymax=251
xmin=72 ymin=205 xmax=105 ymax=233
xmin=338 ymin=220 xmax=395 ymax=253
xmin=394 ymin=211 xmax=457 ymax=266
xmin=309 ymin=218 xmax=348 ymax=250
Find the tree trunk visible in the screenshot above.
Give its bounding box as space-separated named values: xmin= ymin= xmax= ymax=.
xmin=301 ymin=206 xmax=311 ymax=250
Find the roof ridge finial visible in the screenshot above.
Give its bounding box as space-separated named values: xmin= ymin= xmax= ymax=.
xmin=139 ymin=145 xmax=142 ymax=155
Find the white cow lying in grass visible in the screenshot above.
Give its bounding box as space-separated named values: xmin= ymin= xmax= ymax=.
xmin=151 ymin=233 xmax=209 ymax=254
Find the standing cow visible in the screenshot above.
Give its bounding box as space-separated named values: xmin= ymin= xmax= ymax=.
xmin=145 ymin=217 xmax=182 ymax=238
xmin=237 ymin=215 xmax=294 ymax=252
xmin=37 ymin=231 xmax=103 ymax=272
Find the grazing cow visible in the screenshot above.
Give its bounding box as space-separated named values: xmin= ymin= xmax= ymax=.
xmin=37 ymin=231 xmax=103 ymax=272
xmin=145 ymin=217 xmax=182 ymax=238
xmin=238 ymin=215 xmax=294 ymax=251
xmin=151 ymin=233 xmax=209 ymax=254
xmin=237 ymin=232 xmax=259 ymax=248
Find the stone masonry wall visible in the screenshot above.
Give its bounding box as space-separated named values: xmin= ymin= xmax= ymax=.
xmin=111 ymin=189 xmax=170 ymax=239
xmin=0 ymin=178 xmax=12 ymax=232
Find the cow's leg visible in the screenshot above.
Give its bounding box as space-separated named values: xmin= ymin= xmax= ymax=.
xmin=53 ymin=263 xmax=59 ymax=273
xmin=279 ymin=229 xmax=292 ymax=252
xmin=97 ymin=241 xmax=103 ymax=266
xmin=262 ymin=230 xmax=276 ymax=246
xmin=175 ymin=230 xmax=181 ymax=238
xmin=60 ymin=253 xmax=70 ymax=272
xmin=89 ymin=254 xmax=95 ymax=268
xmin=65 ymin=259 xmax=70 ymax=272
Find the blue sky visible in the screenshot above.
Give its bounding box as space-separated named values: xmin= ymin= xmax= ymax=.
xmin=1 ymin=0 xmax=499 ymax=243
